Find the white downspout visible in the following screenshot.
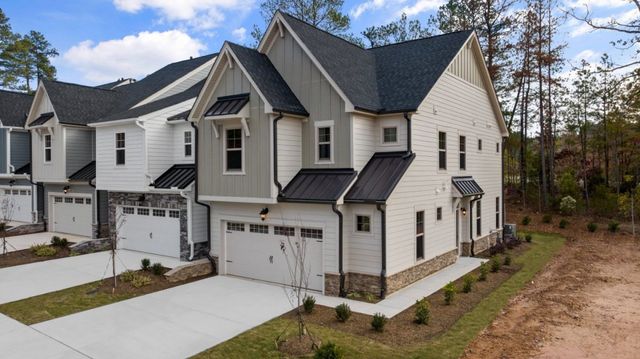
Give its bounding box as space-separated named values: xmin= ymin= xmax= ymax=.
xmin=135 ymin=120 xmax=153 ymax=185
xmin=179 ymin=189 xmax=194 ymax=260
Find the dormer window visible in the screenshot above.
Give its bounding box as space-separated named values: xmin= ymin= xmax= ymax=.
xmin=115 ymin=132 xmax=126 ymax=165
xmin=383 ymin=127 xmax=398 ymax=144
xmin=184 ymin=131 xmax=193 ymax=157
xmin=315 ymin=121 xmax=334 ymax=163
xmin=44 ymin=134 xmax=52 ymax=163
xmin=224 ymin=127 xmax=243 ymax=173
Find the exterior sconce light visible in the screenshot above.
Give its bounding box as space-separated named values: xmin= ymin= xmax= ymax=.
xmin=461 ymin=207 xmax=467 ymax=216
xmin=260 ymin=207 xmax=269 ymax=221
xmin=63 ymin=185 xmax=70 ymax=194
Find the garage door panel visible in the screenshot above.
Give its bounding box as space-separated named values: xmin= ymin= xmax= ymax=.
xmin=118 ymin=206 xmax=180 ymax=258
xmin=0 ymin=188 xmax=32 ymax=223
xmin=51 ymin=195 xmax=92 ymax=237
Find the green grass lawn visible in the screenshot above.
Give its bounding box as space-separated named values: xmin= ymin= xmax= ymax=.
xmin=194 ymin=233 xmax=565 ymax=359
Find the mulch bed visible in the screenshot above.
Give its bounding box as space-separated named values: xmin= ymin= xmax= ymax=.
xmin=94 ymin=268 xmax=209 ymax=296
xmin=286 ymin=247 xmax=526 ymax=349
xmin=0 ymin=246 xmax=74 ymax=268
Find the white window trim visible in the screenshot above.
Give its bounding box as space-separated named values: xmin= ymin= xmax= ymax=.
xmin=184 ymin=130 xmax=193 ymax=157
xmin=223 ymin=125 xmax=245 ymax=175
xmin=115 ymin=132 xmax=126 ymax=166
xmin=354 ymin=213 xmax=372 ymax=234
xmin=415 ymin=208 xmax=426 ymax=263
xmin=315 ymin=120 xmax=334 ymax=164
xmin=43 ymin=134 xmax=52 ymax=164
xmin=381 ymin=126 xmax=399 ymax=146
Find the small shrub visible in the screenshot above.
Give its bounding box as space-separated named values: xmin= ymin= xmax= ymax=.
xmin=608 ymin=221 xmax=620 ymax=233
xmin=559 ymin=219 xmax=569 ymax=229
xmin=490 ymin=256 xmax=501 ymax=272
xmin=303 ymin=295 xmax=316 ymax=314
xmin=131 ymin=274 xmax=152 ymax=288
xmin=371 ymin=312 xmax=387 ymax=332
xmin=314 ymin=342 xmax=342 ymax=359
xmin=542 ymin=214 xmax=552 ymax=224
xmin=525 ymin=234 xmax=532 ymax=242
xmin=414 ymin=298 xmax=430 ymax=324
xmin=31 ymin=243 xmax=57 ymax=257
xmin=521 ymin=216 xmax=531 ymax=225
xmin=587 ymin=222 xmax=598 ymax=232
xmin=443 ymin=282 xmax=456 ymax=305
xmin=50 ymin=236 xmax=69 ymax=248
xmin=335 ymin=303 xmax=352 ymax=322
xmin=478 ymin=263 xmax=488 ymax=281
xmin=364 ymin=292 xmax=376 ymax=303
xmin=346 ymin=292 xmax=361 ymax=300
xmin=120 ymin=270 xmax=136 ymax=282
xmin=151 ymin=262 xmax=164 ymax=275
xmin=560 ymin=196 xmax=577 ymax=215
xmin=140 ymin=258 xmax=151 ymax=271
xmin=503 ymin=255 xmax=512 ymax=266
xmin=462 ymin=274 xmax=475 ymax=293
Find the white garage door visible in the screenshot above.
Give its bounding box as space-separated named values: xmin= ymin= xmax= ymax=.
xmin=0 ymin=187 xmax=33 ymax=223
xmin=51 ymin=195 xmax=92 ymax=237
xmin=225 ymin=222 xmax=324 ymax=292
xmin=117 ymin=206 xmax=181 ymax=258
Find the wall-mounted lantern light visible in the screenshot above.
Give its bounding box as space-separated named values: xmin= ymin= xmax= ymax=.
xmin=260 ymin=208 xmax=269 ymax=221
xmin=461 ymin=207 xmax=467 ymax=216
xmin=63 ymin=185 xmax=70 ymax=194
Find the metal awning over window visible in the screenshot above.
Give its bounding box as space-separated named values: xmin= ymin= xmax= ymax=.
xmin=30 ymin=112 xmax=54 ymax=127
xmin=205 ymin=93 xmax=249 ymax=117
xmin=452 ymin=176 xmax=484 ymax=198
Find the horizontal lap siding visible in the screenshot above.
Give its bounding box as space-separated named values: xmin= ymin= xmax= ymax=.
xmin=96 ymin=124 xmax=146 ymax=191
xmin=386 ymin=72 xmax=503 ymax=276
xmin=277 ymin=118 xmax=302 ymax=187
xmin=343 ymin=204 xmax=381 ymax=275
xmin=352 ymin=114 xmax=408 ymax=172
xmin=172 ymin=121 xmax=195 ymax=164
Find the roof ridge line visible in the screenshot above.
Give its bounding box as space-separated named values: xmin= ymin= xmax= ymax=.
xmin=43 ymin=79 xmax=118 ymax=93
xmin=278 ymin=11 xmax=366 ymax=51
xmin=367 ymin=30 xmax=473 ymax=51
xmin=0 ymin=89 xmax=33 ymax=96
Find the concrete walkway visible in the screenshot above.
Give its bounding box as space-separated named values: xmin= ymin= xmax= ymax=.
xmin=0 ymin=250 xmax=185 ymax=304
xmin=315 ymin=257 xmax=486 ymax=317
xmin=2 ymin=232 xmax=89 ymax=253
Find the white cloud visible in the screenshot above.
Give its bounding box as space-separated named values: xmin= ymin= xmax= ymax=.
xmin=565 ymin=0 xmax=631 ymax=8
xmin=573 ymin=49 xmax=600 ymax=62
xmin=568 ymin=8 xmax=638 ymax=37
xmin=63 ymin=30 xmax=206 ymax=84
xmin=232 ymin=27 xmax=247 ymax=42
xmin=351 ymin=0 xmax=389 ymax=18
xmin=113 ymin=0 xmax=254 ymax=30
xmin=399 ymin=0 xmax=444 ymax=17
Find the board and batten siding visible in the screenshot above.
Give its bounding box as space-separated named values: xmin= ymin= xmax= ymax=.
xmin=198 ymin=64 xmax=272 ymax=199
xmin=446 ymin=42 xmax=484 ymax=88
xmin=137 ymin=60 xmax=214 ymax=107
xmin=277 ymin=117 xmax=302 ymax=187
xmin=210 ymin=202 xmax=338 ymax=274
xmin=385 ymin=70 xmax=503 ymax=276
xmin=266 ymin=27 xmax=351 ymax=168
xmin=95 ymin=123 xmax=146 ymax=192
xmin=191 ymin=198 xmax=208 ymax=244
xmin=343 ymin=204 xmax=381 ymax=275
xmin=10 ymin=130 xmax=30 ymax=171
xmin=352 ymin=114 xmax=407 ymax=171
xmin=65 ymin=127 xmax=95 ymax=177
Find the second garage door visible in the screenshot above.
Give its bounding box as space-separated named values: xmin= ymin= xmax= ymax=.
xmin=117 ymin=206 xmax=181 ymax=258
xmin=51 ymin=195 xmax=92 ymax=237
xmin=0 ymin=187 xmax=33 ymax=223
xmin=225 ymin=222 xmax=324 ymax=292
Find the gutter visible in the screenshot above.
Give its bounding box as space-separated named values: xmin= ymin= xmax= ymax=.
xmin=179 ymin=189 xmax=195 ymax=260
xmin=403 ymin=113 xmax=412 ymax=154
xmin=376 ymin=204 xmax=387 ymax=299
xmin=272 ymin=113 xmax=284 ymax=196
xmin=190 ymin=121 xmax=215 ymax=270
xmin=331 ymin=203 xmax=346 ymax=297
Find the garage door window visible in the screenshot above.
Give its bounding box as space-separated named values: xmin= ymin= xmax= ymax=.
xmin=250 ymin=224 xmax=268 ymax=234
xmin=75 ymin=198 xmax=84 ymax=204
xmin=54 ymin=197 xmax=62 ymax=203
xmin=19 ymin=190 xmax=27 ymax=195
xmin=85 ymin=198 xmax=91 ymax=205
xmin=12 ymin=190 xmax=18 ymax=195
xmin=3 ymin=190 xmax=9 ymax=195
xmin=137 ymin=208 xmax=149 ymax=216
xmin=227 ymin=222 xmax=245 ymax=231
xmin=274 ymin=226 xmax=295 ymax=237
xmin=64 ymin=198 xmax=73 ymax=203
xmin=152 ymin=209 xmax=166 ymax=217
xmin=122 ymin=207 xmax=134 ymax=215
xmin=169 ymin=210 xmax=180 ymax=218
xmin=301 ymin=228 xmax=323 ymax=239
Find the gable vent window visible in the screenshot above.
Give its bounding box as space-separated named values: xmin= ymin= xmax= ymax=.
xmin=476 ymin=200 xmax=482 ymax=236
xmin=383 ymin=127 xmax=398 ymax=144
xmin=459 ymin=135 xmax=466 ymax=170
xmin=115 ymin=132 xmax=126 ymax=165
xmin=224 ymin=128 xmax=243 ymax=172
xmin=438 ymin=131 xmax=447 ymax=170
xmin=317 ymin=126 xmax=332 ymax=161
xmin=184 ymin=131 xmax=193 ymax=157
xmin=44 ymin=134 xmax=52 ymax=163
xmin=416 ymin=210 xmax=425 ymax=260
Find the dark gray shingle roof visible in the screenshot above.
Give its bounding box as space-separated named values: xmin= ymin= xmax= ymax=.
xmin=14 ymin=162 xmax=31 ymax=175
xmin=452 ymin=176 xmax=484 ymax=196
xmin=280 ymin=12 xmax=473 ymax=114
xmin=345 ymin=152 xmax=415 ymax=203
xmin=279 ymin=168 xmax=357 ymax=203
xmin=227 ymin=42 xmax=308 ymax=116
xmin=40 ymin=80 xmax=122 ymax=126
xmin=152 ymin=164 xmax=195 ymax=189
xmin=68 ymin=161 xmax=96 ymax=181
xmin=0 ymin=90 xmax=33 ymax=127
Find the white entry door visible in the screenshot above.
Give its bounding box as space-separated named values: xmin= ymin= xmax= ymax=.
xmin=225 ymin=222 xmax=324 ymax=292
xmin=51 ymin=195 xmax=92 ymax=236
xmin=0 ymin=187 xmax=33 ymax=223
xmin=117 ymin=206 xmax=181 ymax=258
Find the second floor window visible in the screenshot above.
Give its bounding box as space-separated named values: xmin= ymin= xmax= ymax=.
xmin=476 ymin=200 xmax=482 ymax=236
xmin=317 ymin=126 xmax=332 ymax=162
xmin=438 ymin=131 xmax=446 ymax=170
xmin=225 ymin=128 xmax=243 ymax=172
xmin=184 ymin=131 xmax=192 ymax=157
xmin=383 ymin=127 xmax=398 ymax=143
xmin=115 ymin=132 xmax=125 ymax=165
xmin=459 ymin=135 xmax=466 ymax=170
xmin=44 ymin=134 xmax=52 ymax=163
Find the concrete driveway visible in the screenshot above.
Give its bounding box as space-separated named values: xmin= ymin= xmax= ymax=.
xmin=31 ymin=276 xmax=294 ymax=359
xmin=0 ymin=250 xmax=185 ymax=304
xmin=2 ymin=232 xmax=89 ymax=253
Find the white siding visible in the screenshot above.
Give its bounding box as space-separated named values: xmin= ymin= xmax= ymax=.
xmin=210 ymin=202 xmax=339 ymax=274
xmin=95 ymin=123 xmax=146 ymax=192
xmin=385 ymin=71 xmax=503 ymax=276
xmin=277 ymin=117 xmax=302 ymax=187
xmin=352 ymin=114 xmax=407 ymax=172
xmin=343 ymin=204 xmax=381 ymax=275
xmin=172 ymin=122 xmax=195 ymax=164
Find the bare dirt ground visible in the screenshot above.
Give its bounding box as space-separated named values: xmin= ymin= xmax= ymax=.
xmin=462 ymin=209 xmax=640 ymax=359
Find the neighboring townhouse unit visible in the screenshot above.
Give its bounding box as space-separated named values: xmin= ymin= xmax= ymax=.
xmin=26 ymin=55 xmax=216 ymax=245
xmin=0 ymin=90 xmax=36 ymax=223
xmin=189 ymin=12 xmax=508 ymax=298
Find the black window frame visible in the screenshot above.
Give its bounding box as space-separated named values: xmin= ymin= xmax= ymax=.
xmin=478 ymin=138 xmax=483 ymax=151
xmin=416 ymin=210 xmax=425 ymax=260
xmin=476 ymin=200 xmax=482 ymax=236
xmin=115 ymin=132 xmax=126 ymax=165
xmin=438 ymin=131 xmax=447 ymax=170
xmin=436 ymin=207 xmax=442 ymax=221
xmin=459 ymin=135 xmax=466 ymax=170
xmin=356 ymin=215 xmax=371 ymax=233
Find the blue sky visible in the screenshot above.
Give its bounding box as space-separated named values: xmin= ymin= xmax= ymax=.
xmin=2 ymin=0 xmax=638 ymax=85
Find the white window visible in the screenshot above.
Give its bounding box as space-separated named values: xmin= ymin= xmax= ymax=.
xmin=64 ymin=197 xmax=73 ymax=203
xmin=356 ymin=215 xmax=371 ymax=233
xmin=301 ymin=228 xmax=323 ymax=239
xmin=224 ymin=128 xmax=243 ymax=173
xmin=54 ymin=196 xmax=63 ymax=203
xmin=250 ymin=224 xmax=269 ymax=234
xmin=115 ymin=132 xmax=126 ymax=165
xmin=416 ymin=210 xmax=425 ymax=260
xmin=44 ymin=134 xmax=52 ymax=163
xmin=4 ymin=190 xmax=10 ymax=195
xmin=438 ymin=132 xmax=447 ymax=170
xmin=315 ymin=121 xmax=334 ymax=163
xmin=496 ymin=197 xmax=500 ymax=228
xmin=74 ymin=198 xmax=84 ymax=204
xmin=274 ymin=226 xmax=295 ymax=236
xmin=85 ymin=198 xmax=91 ymax=205
xmin=382 ymin=127 xmax=398 ymax=144
xmin=476 ymin=200 xmax=482 ymax=236
xmin=19 ymin=190 xmax=27 ymax=195
xmin=227 ymin=222 xmax=245 ymax=231
xmin=496 ymin=142 xmax=500 ymax=153
xmin=184 ymin=131 xmax=193 ymax=157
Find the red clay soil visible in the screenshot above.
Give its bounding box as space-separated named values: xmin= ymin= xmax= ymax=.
xmin=462 ymin=209 xmax=640 ymax=359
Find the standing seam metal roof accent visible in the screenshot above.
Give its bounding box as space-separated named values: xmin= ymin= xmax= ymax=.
xmin=30 ymin=112 xmax=55 ymax=127
xmin=279 ymin=168 xmax=357 ymax=203
xmin=205 ymin=93 xmax=250 ymax=116
xmin=345 ymin=152 xmax=415 ymax=203
xmin=451 ymin=176 xmax=484 ymax=196
xmin=68 ymin=161 xmax=96 ymax=181
xmin=152 ymin=164 xmax=196 ymax=189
